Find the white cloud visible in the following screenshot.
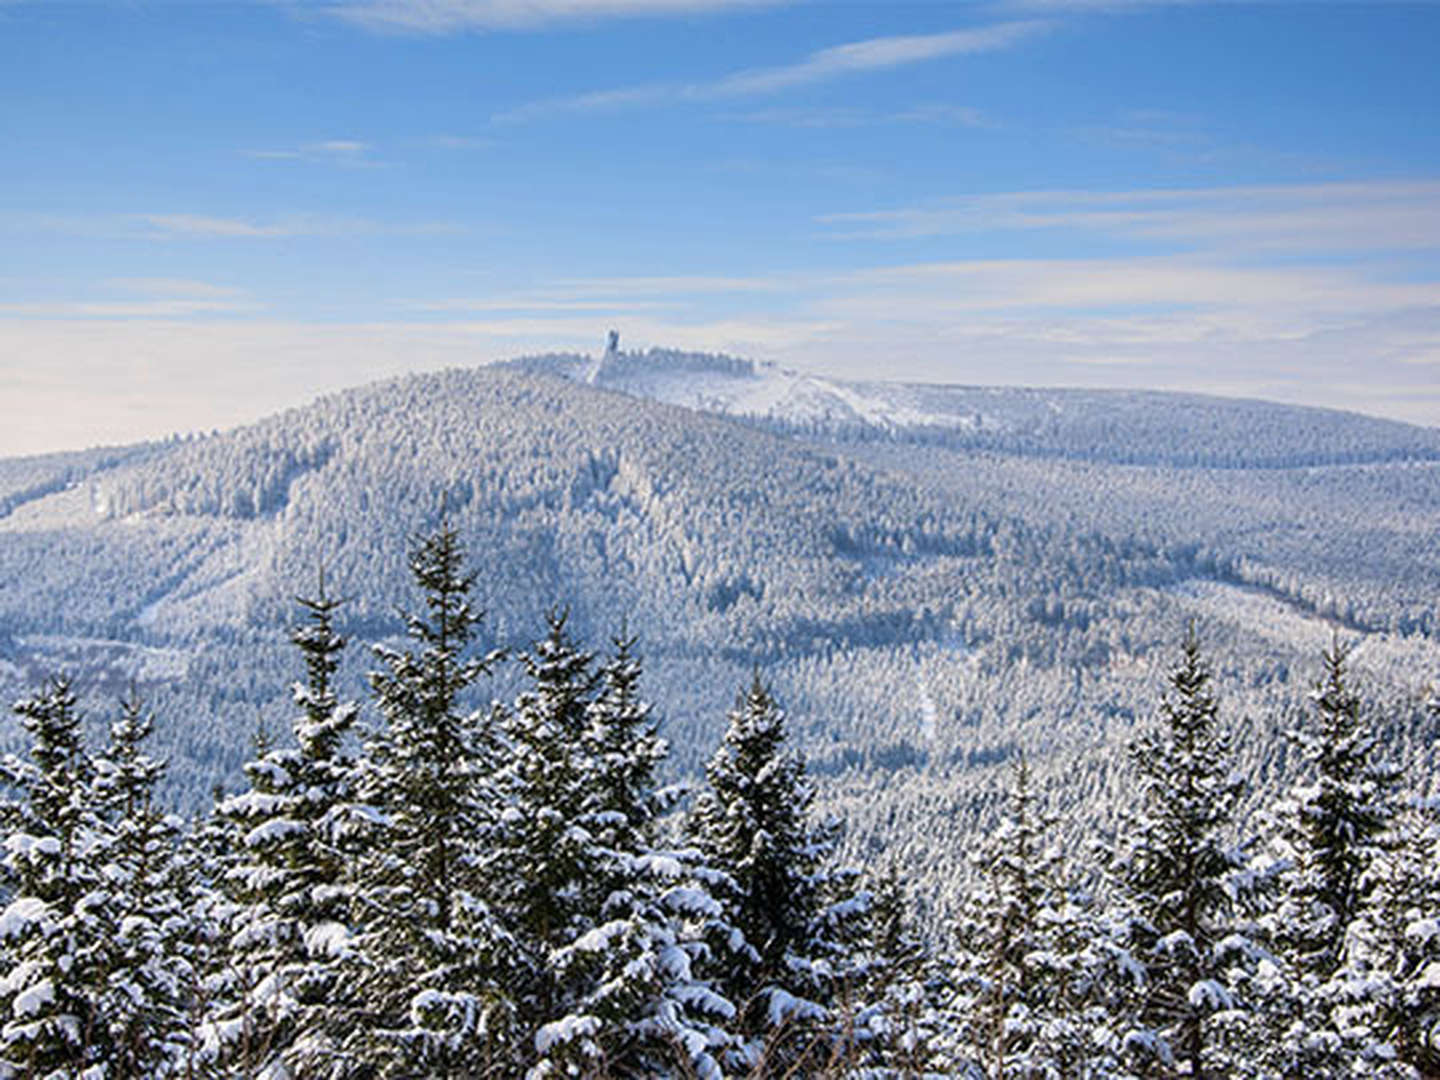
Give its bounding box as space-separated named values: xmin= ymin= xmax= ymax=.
xmin=137 ymin=213 xmax=462 ymax=239
xmin=245 ymin=139 xmax=378 ymax=165
xmin=404 ymin=296 xmax=675 ymax=312
xmin=103 ymin=277 xmax=242 ymax=298
xmin=709 ymin=22 xmax=1049 ymax=95
xmin=1 ymin=279 xmax=254 ymax=318
xmin=492 ymin=21 xmax=1048 ymax=122
xmin=727 ymin=103 xmax=988 ymax=129
xmin=999 ymin=0 xmax=1440 ymax=10
xmin=141 ymin=214 xmax=300 ymax=238
xmin=423 ymin=133 xmax=493 ymax=149
xmin=332 ymin=0 xmax=783 ymax=33
xmin=827 ymin=256 xmax=1440 ymax=319
xmin=0 ymin=299 xmax=256 ymax=317
xmin=2 ymin=212 xmax=465 ymax=241
xmin=820 ymin=180 xmax=1440 ymax=252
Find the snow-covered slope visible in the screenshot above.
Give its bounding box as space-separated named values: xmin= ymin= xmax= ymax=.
xmin=2 ymin=351 xmax=1437 ymax=909
xmin=508 ymin=348 xmax=1440 ymax=468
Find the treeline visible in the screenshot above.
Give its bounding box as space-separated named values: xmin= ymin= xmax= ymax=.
xmin=1 ymin=530 xmax=1437 ymax=1078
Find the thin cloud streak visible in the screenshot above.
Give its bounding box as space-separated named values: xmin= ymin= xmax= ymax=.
xmin=0 ymin=299 xmax=257 ymax=318
xmin=243 ymin=139 xmax=379 ymax=166
xmin=492 ymin=21 xmax=1049 ymax=122
xmin=996 ymin=0 xmax=1435 ymax=11
xmin=726 ymin=103 xmax=989 ymax=129
xmin=138 ymin=214 xmax=463 ymax=239
xmin=331 ymin=0 xmax=785 ymax=33
xmin=820 ymin=180 xmax=1440 ymax=252
xmin=710 ymin=21 xmax=1049 ymax=95
xmin=103 ymin=278 xmax=242 ymax=298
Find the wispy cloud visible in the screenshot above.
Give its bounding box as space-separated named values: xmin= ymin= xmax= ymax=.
xmin=404 ymin=296 xmax=675 ymax=313
xmin=138 ymin=213 xmax=463 ymax=239
xmin=823 ymin=256 xmax=1440 ymax=320
xmin=142 ymin=214 xmax=300 ymax=238
xmin=244 ymin=139 xmax=379 ymax=166
xmin=712 ymin=22 xmax=1049 ymax=96
xmin=819 ymin=180 xmax=1440 ymax=253
xmin=493 ymin=21 xmax=1049 ymax=122
xmin=998 ymin=0 xmax=1440 ymax=11
xmin=330 ymin=0 xmax=784 ymax=33
xmin=422 ymin=134 xmax=493 ymax=149
xmin=726 ymin=103 xmax=989 ymax=129
xmin=103 ymin=277 xmax=243 ymax=299
xmin=0 ymin=299 xmax=255 ymax=318
xmin=1 ymin=279 xmax=255 ymax=319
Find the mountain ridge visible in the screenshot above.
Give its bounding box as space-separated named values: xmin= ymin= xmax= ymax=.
xmin=1 ymin=351 xmax=1436 ymax=907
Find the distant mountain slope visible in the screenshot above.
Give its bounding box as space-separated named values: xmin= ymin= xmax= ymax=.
xmin=1 ymin=353 xmax=1436 ymax=911
xmin=508 ymin=348 xmax=1440 ymax=468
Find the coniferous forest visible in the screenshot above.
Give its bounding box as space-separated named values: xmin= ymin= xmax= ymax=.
xmin=2 ymin=526 xmax=1436 ymax=1079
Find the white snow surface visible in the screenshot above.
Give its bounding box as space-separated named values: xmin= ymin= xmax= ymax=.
xmin=534 ymin=1012 xmax=601 ymax=1053
xmin=13 ymin=976 xmax=55 ymax=1018
xmin=591 ymin=357 xmax=981 ymax=432
xmin=0 ymin=897 xmax=50 ymax=941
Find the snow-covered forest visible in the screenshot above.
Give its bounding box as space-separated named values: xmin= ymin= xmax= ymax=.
xmin=2 ymin=352 xmax=1440 ymax=1074
xmin=3 ymin=524 xmax=1437 ymax=1078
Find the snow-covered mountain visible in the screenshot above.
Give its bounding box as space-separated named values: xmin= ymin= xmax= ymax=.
xmin=2 ymin=350 xmax=1437 ymax=907
xmin=509 ymin=347 xmax=1440 ymax=468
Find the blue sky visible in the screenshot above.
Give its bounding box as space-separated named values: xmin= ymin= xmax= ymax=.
xmin=3 ymin=0 xmax=1439 ymax=455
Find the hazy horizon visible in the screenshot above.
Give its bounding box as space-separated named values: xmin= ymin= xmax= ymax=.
xmin=4 ymin=0 xmax=1439 ymax=456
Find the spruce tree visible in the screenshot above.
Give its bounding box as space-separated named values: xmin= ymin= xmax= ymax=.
xmin=344 ymin=526 xmax=516 ymax=1076
xmin=859 ymin=863 xmax=944 ymax=1076
xmin=1346 ymin=796 xmax=1440 ymax=1077
xmin=1265 ymin=640 xmax=1402 ymax=1074
xmin=1275 ymin=640 xmax=1399 ymax=976
xmin=209 ymin=583 xmax=362 ymax=1077
xmin=950 ymin=757 xmax=1127 ymax=1077
xmin=90 ymin=692 xmax=194 ymax=1077
xmin=687 ymin=676 xmax=867 ymax=1073
xmin=179 ymin=786 xmax=242 ymax=1078
xmin=0 ymin=677 xmax=110 ymax=1075
xmin=492 ymin=618 xmax=735 ymax=1078
xmin=1113 ymin=631 xmax=1257 ymax=1078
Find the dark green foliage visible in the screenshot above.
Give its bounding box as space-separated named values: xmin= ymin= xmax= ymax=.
xmin=687 ymin=676 xmax=868 ymax=1071
xmin=1278 ymin=640 xmax=1401 ymax=979
xmin=92 ymin=694 xmax=193 ymax=1077
xmin=950 ymin=756 xmax=1126 ymax=1077
xmin=210 ymin=582 xmax=363 ymax=1076
xmin=1114 ymin=630 xmax=1254 ymax=1079
xmin=1262 ymin=641 xmax=1408 ymax=1075
xmin=491 ymin=616 xmax=736 ymax=1077
xmin=0 ymin=678 xmax=109 ymax=1076
xmin=344 ymin=526 xmax=516 ymax=1076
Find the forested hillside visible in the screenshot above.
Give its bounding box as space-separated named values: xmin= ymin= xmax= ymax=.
xmin=0 ymin=352 xmax=1437 ymax=917
xmin=1 ymin=527 xmax=1435 ymax=1077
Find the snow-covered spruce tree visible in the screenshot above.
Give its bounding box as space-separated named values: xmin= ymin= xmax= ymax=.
xmin=949 ymin=756 xmax=1128 ymax=1078
xmin=1263 ymin=640 xmax=1402 ymax=1075
xmin=856 ymin=863 xmax=946 ymax=1076
xmin=491 ymin=619 xmax=735 ymax=1078
xmin=207 ymin=584 xmax=362 ymax=1077
xmin=343 ymin=526 xmax=517 ymax=1077
xmin=208 ymin=719 xmax=287 ymax=1075
xmin=177 ymin=787 xmax=242 ymax=1079
xmin=89 ymin=692 xmax=194 ymax=1076
xmin=687 ymin=676 xmax=869 ymax=1075
xmin=1111 ymin=631 xmax=1259 ymax=1078
xmin=1347 ymin=795 xmax=1440 ymax=1077
xmin=0 ymin=677 xmax=110 ymax=1075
